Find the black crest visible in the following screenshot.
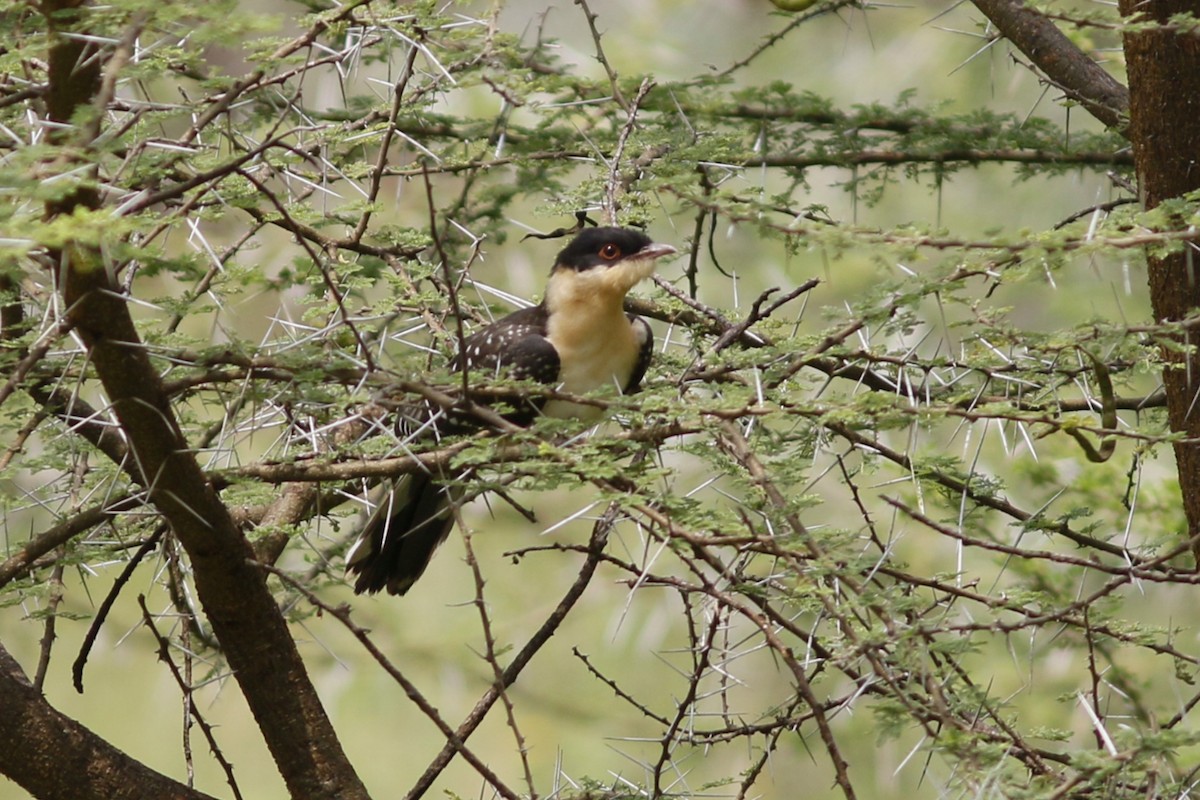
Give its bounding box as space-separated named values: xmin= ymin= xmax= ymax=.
xmin=554 ymin=227 xmax=654 ymax=271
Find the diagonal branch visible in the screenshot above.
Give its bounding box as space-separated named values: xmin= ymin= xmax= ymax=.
xmin=969 ymin=0 xmax=1130 ymax=132
xmin=0 ymin=643 xmax=218 ymax=800
xmin=24 ymin=1 xmax=370 ymax=797
xmin=55 ymin=197 xmax=369 ymax=800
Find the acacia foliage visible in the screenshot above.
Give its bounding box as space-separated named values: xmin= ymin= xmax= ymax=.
xmin=1 ymin=1 xmax=1197 ymax=799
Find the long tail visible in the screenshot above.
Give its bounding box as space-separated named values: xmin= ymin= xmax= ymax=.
xmin=345 ymin=473 xmax=457 ymax=595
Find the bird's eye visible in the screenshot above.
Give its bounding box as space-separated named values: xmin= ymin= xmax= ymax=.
xmin=598 ymin=243 xmax=622 ymax=260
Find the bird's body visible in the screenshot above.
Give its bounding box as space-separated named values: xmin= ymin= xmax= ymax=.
xmin=346 ymin=227 xmax=676 ymax=595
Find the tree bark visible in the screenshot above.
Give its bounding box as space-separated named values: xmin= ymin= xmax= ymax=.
xmin=0 ymin=645 xmax=217 ymax=800
xmin=1118 ymin=0 xmax=1200 ymax=562
xmin=970 ymin=0 xmax=1130 ymax=132
xmin=5 ymin=2 xmax=373 ymax=797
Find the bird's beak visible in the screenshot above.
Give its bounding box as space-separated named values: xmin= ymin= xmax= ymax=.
xmin=635 ymin=243 xmax=678 ymax=261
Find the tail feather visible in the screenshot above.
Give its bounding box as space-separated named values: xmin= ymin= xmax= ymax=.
xmin=346 ymin=473 xmax=456 ymax=595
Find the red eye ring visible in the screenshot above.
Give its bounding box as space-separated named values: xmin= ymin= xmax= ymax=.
xmin=599 ymin=243 xmax=622 ymax=260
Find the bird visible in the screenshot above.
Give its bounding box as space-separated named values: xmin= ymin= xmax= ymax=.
xmin=345 ymin=226 xmax=677 ymax=595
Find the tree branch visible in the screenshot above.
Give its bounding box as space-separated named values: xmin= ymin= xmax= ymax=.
xmin=0 ymin=643 xmax=218 ymax=800
xmin=28 ymin=1 xmax=370 ymax=796
xmin=970 ymin=0 xmax=1130 ymax=132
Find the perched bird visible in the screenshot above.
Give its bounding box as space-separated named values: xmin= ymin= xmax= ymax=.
xmin=346 ymin=226 xmax=677 ymax=595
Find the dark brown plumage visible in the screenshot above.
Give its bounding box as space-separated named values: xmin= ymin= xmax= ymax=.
xmin=345 ymin=227 xmax=676 ymax=596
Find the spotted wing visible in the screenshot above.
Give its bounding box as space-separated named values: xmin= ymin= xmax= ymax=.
xmin=451 ymin=305 xmax=560 ymax=425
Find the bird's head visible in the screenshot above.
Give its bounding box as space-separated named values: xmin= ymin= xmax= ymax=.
xmin=547 ymin=227 xmax=677 ymax=305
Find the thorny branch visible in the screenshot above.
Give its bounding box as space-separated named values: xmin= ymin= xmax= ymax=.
xmin=1 ymin=2 xmax=1192 ymax=799
xmin=969 ymin=0 xmax=1131 ymax=131
xmin=138 ymin=595 xmax=245 ymax=800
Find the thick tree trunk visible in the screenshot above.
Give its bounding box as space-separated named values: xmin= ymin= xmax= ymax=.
xmin=1119 ymin=0 xmax=1200 ymax=562
xmin=0 ymin=2 xmax=373 ymax=798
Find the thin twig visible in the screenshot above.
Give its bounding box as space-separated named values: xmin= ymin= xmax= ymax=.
xmin=351 ymin=44 xmax=420 ymax=245
xmin=33 ymin=558 xmax=65 ymax=692
xmin=459 ymin=525 xmax=537 ymax=799
xmin=138 ymin=595 xmax=245 ymax=800
xmin=404 ymin=504 xmax=621 ymax=800
xmin=603 ymin=77 xmax=655 ymax=224
xmin=237 ymin=168 xmax=377 ymax=373
xmin=255 ymin=563 xmax=522 ymax=800
xmin=72 ymin=527 xmax=165 ymax=693
xmin=574 ymin=0 xmax=628 ymax=112
xmin=716 ymin=0 xmax=864 ymax=80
